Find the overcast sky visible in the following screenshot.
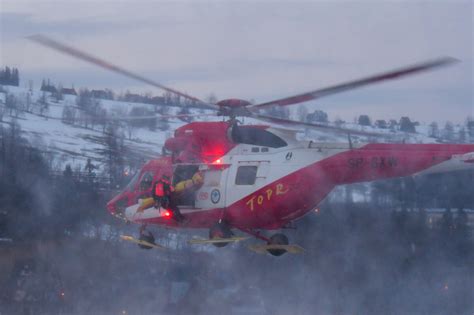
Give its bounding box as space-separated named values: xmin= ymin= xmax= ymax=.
xmin=1 ymin=0 xmax=472 ymax=123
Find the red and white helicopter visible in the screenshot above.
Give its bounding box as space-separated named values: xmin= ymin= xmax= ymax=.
xmin=31 ymin=35 xmax=474 ymax=256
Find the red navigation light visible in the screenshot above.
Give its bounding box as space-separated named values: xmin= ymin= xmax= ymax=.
xmin=214 ymin=158 xmax=222 ymax=164
xmin=106 ymin=202 xmax=116 ymax=215
xmin=163 ymin=210 xmax=172 ymax=219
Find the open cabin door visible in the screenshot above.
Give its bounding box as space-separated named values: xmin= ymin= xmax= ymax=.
xmin=172 ymin=164 xmax=200 ymax=208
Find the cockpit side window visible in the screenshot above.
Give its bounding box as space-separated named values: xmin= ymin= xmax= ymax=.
xmin=231 ymin=126 xmax=287 ymax=148
xmin=139 ymin=172 xmax=154 ymax=191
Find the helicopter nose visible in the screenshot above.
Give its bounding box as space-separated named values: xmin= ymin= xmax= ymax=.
xmin=106 ymin=201 xmax=116 ymax=214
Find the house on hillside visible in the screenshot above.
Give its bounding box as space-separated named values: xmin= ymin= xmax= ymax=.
xmin=91 ymin=89 xmax=109 ymax=99
xmin=388 ymin=119 xmax=399 ymax=131
xmin=151 ymin=96 xmax=165 ymax=105
xmin=375 ymin=120 xmax=388 ymax=129
xmin=61 ymin=87 xmax=77 ymax=96
xmin=41 ymin=84 xmax=57 ymax=93
xmin=40 ymin=79 xmax=57 ymax=93
xmin=123 ymin=93 xmax=142 ymax=102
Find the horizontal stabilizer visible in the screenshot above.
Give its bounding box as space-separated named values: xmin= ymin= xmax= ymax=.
xmin=188 ymin=236 xmax=248 ymax=245
xmin=248 ymin=244 xmax=305 ymax=254
xmin=460 ymin=152 xmax=474 ymax=163
xmin=120 ymin=235 xmax=166 ymax=250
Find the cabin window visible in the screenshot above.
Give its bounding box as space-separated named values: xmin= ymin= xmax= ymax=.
xmin=139 ymin=172 xmax=154 ymax=191
xmin=231 ymin=126 xmax=287 ymax=148
xmin=204 ymin=170 xmax=222 ymax=187
xmin=235 ymin=166 xmax=258 ymax=185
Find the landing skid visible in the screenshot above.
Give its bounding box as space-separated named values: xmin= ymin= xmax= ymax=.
xmin=120 ymin=235 xmax=166 ymax=250
xmin=188 ymin=236 xmax=248 ymax=245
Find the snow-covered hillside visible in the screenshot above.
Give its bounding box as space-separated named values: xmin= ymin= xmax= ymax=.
xmin=0 ymin=85 xmax=213 ymax=172
xmin=0 ymin=84 xmax=469 ymax=174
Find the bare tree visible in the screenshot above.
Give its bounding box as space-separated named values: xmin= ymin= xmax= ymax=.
xmin=334 ymin=117 xmax=345 ymax=128
xmin=307 ymin=110 xmax=329 ymax=124
xmin=157 ymin=104 xmax=170 ymax=116
xmin=125 ymin=122 xmax=136 ymax=140
xmin=97 ymin=107 xmax=108 ymax=132
xmin=37 ymin=92 xmax=49 ymax=117
xmin=358 ymin=114 xmax=371 ymax=126
xmin=53 ymin=84 xmax=63 ymax=102
xmin=0 ymin=105 xmax=5 ymax=122
xmin=466 ymin=117 xmax=474 ymax=143
xmin=399 ymin=116 xmax=416 ymax=133
xmin=206 ymin=93 xmax=218 ymax=104
xmin=428 ymin=121 xmax=439 ymax=138
xmin=157 ymin=116 xmax=170 ymax=131
xmin=297 ymin=105 xmax=308 ymax=122
xmin=442 ymin=121 xmax=454 ymax=141
xmin=24 ymin=92 xmax=32 ymax=113
xmin=61 ymin=105 xmax=77 ymax=124
xmin=458 ymin=127 xmax=466 ymax=143
xmin=5 ymin=93 xmax=17 ymax=116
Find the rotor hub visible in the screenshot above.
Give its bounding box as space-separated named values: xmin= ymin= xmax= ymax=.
xmin=216 ymin=99 xmax=252 ymax=118
xmin=216 ymin=99 xmax=252 ymax=108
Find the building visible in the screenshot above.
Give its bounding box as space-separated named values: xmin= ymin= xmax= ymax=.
xmin=61 ymin=87 xmax=77 ymax=96
xmin=91 ymin=89 xmax=109 ymax=99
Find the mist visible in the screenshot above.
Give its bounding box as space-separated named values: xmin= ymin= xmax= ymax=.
xmin=1 ymin=2 xmax=474 ymax=308
xmin=0 ymin=119 xmax=473 ymax=315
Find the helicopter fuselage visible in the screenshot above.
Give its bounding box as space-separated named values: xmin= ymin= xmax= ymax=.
xmin=107 ymin=122 xmax=474 ymax=231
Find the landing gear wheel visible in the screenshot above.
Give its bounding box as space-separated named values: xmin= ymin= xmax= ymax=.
xmin=209 ymin=222 xmax=232 ymax=248
xmin=267 ymin=233 xmax=289 ymax=256
xmin=138 ymin=232 xmax=156 ymax=250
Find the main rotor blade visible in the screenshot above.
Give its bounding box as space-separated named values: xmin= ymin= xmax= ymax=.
xmin=28 ymin=34 xmax=219 ymax=111
xmin=101 ymin=113 xmax=218 ymax=121
xmin=249 ymin=57 xmax=458 ymax=110
xmin=71 ymin=114 xmax=218 ymax=121
xmin=249 ymin=112 xmax=387 ymax=137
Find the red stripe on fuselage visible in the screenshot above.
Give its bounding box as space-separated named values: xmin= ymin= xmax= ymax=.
xmin=224 ymin=143 xmax=474 ymax=229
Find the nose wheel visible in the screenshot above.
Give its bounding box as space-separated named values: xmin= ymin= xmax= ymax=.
xmin=138 ymin=225 xmax=156 ymax=250
xmin=267 ymin=233 xmax=289 ymax=256
xmin=209 ymin=222 xmax=233 ymax=247
xmin=243 ymin=229 xmax=304 ymax=256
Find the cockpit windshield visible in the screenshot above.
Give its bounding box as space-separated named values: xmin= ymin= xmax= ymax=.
xmin=124 ymin=171 xmax=140 ymax=192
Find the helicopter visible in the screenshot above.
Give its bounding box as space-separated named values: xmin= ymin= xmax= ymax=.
xmin=30 ymin=35 xmax=474 ymax=256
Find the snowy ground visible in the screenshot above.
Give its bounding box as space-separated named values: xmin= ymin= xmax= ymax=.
xmin=0 ymin=85 xmax=219 ymax=171
xmin=0 ymin=84 xmax=459 ymax=173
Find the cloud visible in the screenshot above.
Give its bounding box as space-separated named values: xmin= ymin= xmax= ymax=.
xmin=1 ymin=1 xmax=472 ymax=122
